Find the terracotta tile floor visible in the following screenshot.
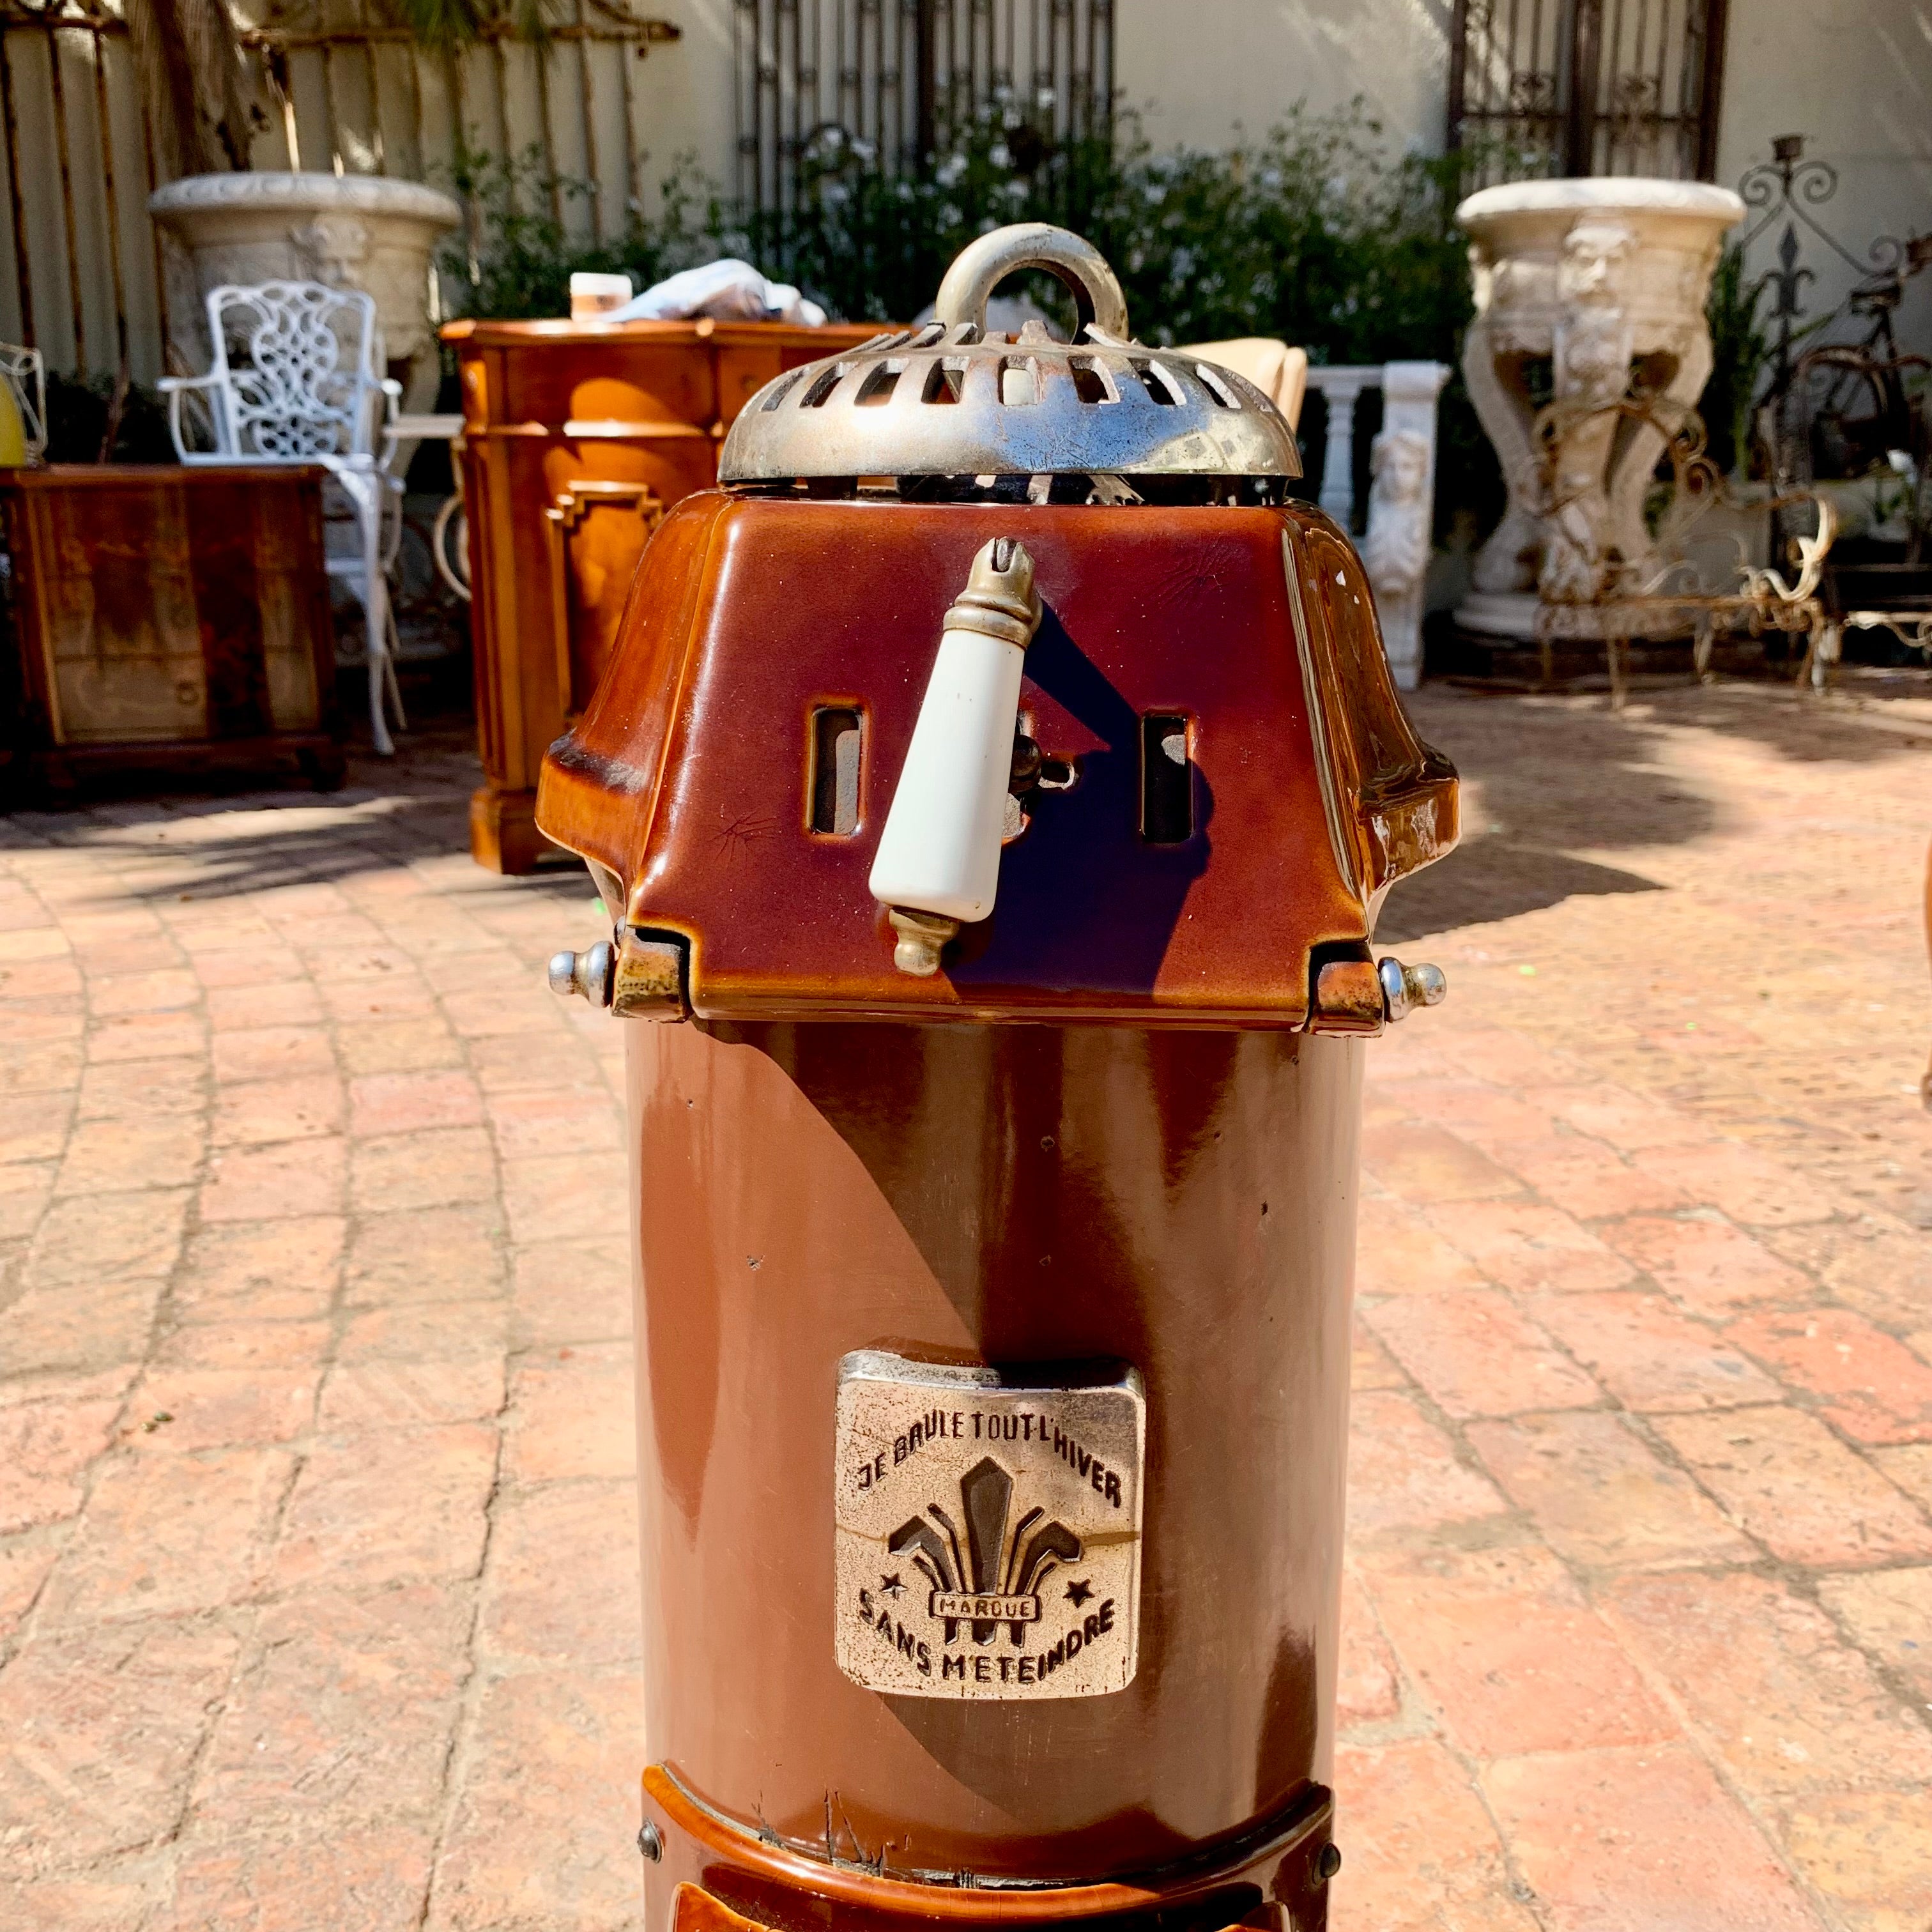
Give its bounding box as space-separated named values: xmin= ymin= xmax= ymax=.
xmin=2 ymin=678 xmax=1930 ymax=1931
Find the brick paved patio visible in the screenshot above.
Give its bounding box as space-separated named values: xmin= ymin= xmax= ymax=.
xmin=1 ymin=679 xmax=1929 ymax=1931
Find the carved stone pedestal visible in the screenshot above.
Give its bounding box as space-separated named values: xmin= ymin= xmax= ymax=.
xmin=1453 ymin=179 xmax=1742 ymax=640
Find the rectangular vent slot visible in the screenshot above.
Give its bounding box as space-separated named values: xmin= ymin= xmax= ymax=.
xmin=999 ymin=358 xmax=1039 ymax=406
xmin=801 ymin=365 xmax=848 ymax=408
xmin=856 ymin=362 xmax=902 ymax=406
xmin=1140 ymin=714 xmax=1193 ymax=843
xmin=810 ymin=707 xmax=863 ymax=836
xmin=1132 ymin=361 xmax=1181 ymax=406
xmin=1194 ymin=364 xmax=1241 ymax=408
xmin=761 ymin=368 xmax=808 ymax=411
xmin=923 ymin=360 xmax=966 ymax=404
xmin=1069 ymin=356 xmax=1113 ymax=404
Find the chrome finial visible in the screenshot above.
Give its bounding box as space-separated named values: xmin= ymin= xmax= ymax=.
xmin=547 ymin=940 xmax=615 ymax=1006
xmin=1377 ymin=957 xmax=1447 ymax=1022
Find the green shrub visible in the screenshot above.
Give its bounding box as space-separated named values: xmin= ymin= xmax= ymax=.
xmin=444 ymin=102 xmax=1498 ymax=529
xmin=448 ymin=101 xmax=1473 ymax=360
xmin=439 ymin=146 xmax=709 ymax=323
xmin=783 ymin=100 xmax=1471 ymax=366
xmin=445 ymin=106 xmax=1756 ymax=540
xmin=1702 ymin=243 xmax=1772 ymax=479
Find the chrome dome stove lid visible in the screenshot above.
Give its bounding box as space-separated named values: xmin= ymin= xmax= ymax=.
xmin=717 ymin=224 xmax=1303 ymax=487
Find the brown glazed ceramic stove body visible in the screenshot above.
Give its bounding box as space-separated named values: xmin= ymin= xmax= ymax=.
xmin=535 ymin=494 xmax=1457 ymax=1932
xmin=539 ymin=496 xmax=1455 ymax=1022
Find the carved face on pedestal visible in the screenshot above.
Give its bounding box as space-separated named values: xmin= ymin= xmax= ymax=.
xmin=1370 ymin=428 xmax=1429 ymax=507
xmin=291 ymin=213 xmax=372 ymax=287
xmin=1555 ymin=218 xmax=1637 ymax=408
xmin=1558 ymin=220 xmax=1634 ymax=306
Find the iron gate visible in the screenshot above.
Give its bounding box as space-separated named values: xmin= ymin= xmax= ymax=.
xmin=1448 ymin=0 xmax=1728 ymax=183
xmin=733 ymin=0 xmax=1114 ymax=217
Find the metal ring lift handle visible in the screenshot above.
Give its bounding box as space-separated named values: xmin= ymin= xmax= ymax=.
xmin=932 ymin=224 xmax=1131 ymax=341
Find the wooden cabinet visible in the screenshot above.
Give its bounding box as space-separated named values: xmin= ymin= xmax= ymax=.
xmin=443 ymin=316 xmax=882 ymax=873
xmin=0 ymin=464 xmax=342 ymax=797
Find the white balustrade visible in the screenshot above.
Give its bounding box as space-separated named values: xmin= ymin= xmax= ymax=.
xmin=1303 ymin=361 xmax=1450 ymax=691
xmin=1310 ymin=367 xmax=1374 ymax=526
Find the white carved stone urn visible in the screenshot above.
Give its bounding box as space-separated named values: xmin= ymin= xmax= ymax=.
xmin=150 ymin=172 xmax=463 ymax=421
xmin=1453 ymin=178 xmax=1743 ymax=641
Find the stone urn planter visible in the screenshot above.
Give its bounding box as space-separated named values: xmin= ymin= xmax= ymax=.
xmin=1453 ymin=178 xmax=1744 ymax=641
xmin=150 ymin=171 xmax=463 ymax=427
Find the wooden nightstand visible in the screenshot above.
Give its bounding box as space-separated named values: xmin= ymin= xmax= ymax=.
xmin=0 ymin=463 xmax=344 ymax=798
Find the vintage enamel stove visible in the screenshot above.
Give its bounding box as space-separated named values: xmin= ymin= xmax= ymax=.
xmin=537 ymin=224 xmax=1457 ymax=1932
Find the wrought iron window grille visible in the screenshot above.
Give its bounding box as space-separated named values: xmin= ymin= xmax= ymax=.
xmin=1447 ymin=0 xmax=1727 ymax=185
xmin=732 ymin=0 xmax=1115 ymax=219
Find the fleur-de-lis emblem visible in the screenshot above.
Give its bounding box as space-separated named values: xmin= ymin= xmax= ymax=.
xmin=887 ymin=1456 xmax=1081 ymax=1648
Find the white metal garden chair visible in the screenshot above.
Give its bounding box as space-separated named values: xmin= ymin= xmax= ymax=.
xmin=160 ymin=281 xmax=406 ymax=754
xmin=0 ymin=342 xmax=47 ymax=461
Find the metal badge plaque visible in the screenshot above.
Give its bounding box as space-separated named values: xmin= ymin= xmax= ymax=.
xmin=834 ymin=1351 xmax=1145 ymax=1700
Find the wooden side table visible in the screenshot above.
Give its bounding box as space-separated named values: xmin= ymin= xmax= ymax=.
xmin=0 ymin=464 xmax=343 ymax=797
xmin=443 ymin=316 xmax=881 ymax=873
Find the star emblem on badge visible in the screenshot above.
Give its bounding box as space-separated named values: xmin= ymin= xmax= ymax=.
xmin=1064 ymin=1578 xmax=1094 ymax=1607
xmin=879 ymin=1572 xmax=905 ymax=1598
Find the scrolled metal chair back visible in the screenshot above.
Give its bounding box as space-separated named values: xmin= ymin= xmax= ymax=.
xmin=0 ymin=343 xmax=46 ymax=460
xmin=202 ymin=281 xmax=387 ymax=461
xmin=1526 ymin=382 xmax=1843 ymax=700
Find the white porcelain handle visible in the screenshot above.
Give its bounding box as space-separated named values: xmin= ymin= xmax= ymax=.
xmin=868 ymin=538 xmax=1043 ymax=976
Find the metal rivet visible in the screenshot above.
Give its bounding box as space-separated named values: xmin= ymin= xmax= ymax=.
xmin=1317 ymin=1842 xmax=1342 ymax=1883
xmin=637 ymin=1820 xmax=663 ymax=1862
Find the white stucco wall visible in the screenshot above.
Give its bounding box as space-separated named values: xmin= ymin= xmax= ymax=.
xmin=1715 ymin=0 xmax=1932 ymax=351
xmin=503 ymin=0 xmax=1932 ymax=280
xmin=1110 ymin=0 xmax=1450 ymax=157
xmin=631 ymin=0 xmax=740 ymax=208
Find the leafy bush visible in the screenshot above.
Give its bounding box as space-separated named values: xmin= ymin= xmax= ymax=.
xmin=738 ymin=102 xmax=1473 ymax=367
xmin=444 ymin=105 xmax=1763 ymax=539
xmin=439 ymin=146 xmax=709 ymax=324
xmin=447 ymin=100 xmax=1470 ymax=362
xmin=1702 ymin=243 xmax=1772 ymax=479
xmin=444 ymin=102 xmax=1498 ymax=529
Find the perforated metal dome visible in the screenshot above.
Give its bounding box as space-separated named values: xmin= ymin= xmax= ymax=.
xmin=717 ymin=225 xmax=1303 ymax=485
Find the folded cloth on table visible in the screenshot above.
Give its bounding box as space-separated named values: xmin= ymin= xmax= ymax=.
xmin=604 ymin=259 xmax=828 ymax=327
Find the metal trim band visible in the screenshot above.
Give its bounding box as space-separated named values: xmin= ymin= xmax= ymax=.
xmin=644 ymin=1763 xmax=1337 ymax=1904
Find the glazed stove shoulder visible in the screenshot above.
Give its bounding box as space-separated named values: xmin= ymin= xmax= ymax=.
xmin=538 ymin=492 xmax=1457 ymax=1028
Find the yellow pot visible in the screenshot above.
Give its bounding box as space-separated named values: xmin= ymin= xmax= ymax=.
xmin=0 ymin=377 xmax=27 ymax=468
